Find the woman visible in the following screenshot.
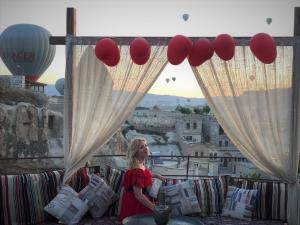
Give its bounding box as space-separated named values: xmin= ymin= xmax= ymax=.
xmin=119 ymin=138 xmax=165 ymax=221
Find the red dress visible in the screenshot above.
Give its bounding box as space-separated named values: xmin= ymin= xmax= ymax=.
xmin=119 ymin=168 xmax=153 ymax=220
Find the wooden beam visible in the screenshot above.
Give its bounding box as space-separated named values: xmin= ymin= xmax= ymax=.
xmin=67 ymin=7 xmax=76 ymax=35
xmin=294 ymin=7 xmax=300 ymax=36
xmin=50 ymin=36 xmax=295 ymax=46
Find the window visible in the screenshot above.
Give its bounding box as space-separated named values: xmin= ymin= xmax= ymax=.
xmin=214 ymin=153 xmax=217 ymax=159
xmin=225 ymin=140 xmax=229 ymax=147
xmin=193 ymin=122 xmax=197 ymax=129
xmin=219 ymin=140 xmax=222 ymax=147
xmin=195 ymin=152 xmax=199 ymax=158
xmin=186 ymin=122 xmax=190 ymax=129
xmin=48 ymin=115 xmax=54 ymax=129
xmin=200 ymin=152 xmax=204 ymax=157
xmin=219 ymin=126 xmax=225 ymax=135
xmin=210 ymin=153 xmax=213 ymax=159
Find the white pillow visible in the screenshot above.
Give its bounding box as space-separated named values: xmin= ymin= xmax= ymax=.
xmin=148 ymin=178 xmax=162 ymax=198
xmin=222 ymin=186 xmax=257 ymax=221
xmin=164 ymin=180 xmax=201 ymax=216
xmin=44 ymin=185 xmax=89 ymax=225
xmin=79 ymin=174 xmax=118 ymax=218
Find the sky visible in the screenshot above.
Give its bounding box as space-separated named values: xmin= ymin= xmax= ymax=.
xmin=0 ymin=0 xmax=299 ymax=98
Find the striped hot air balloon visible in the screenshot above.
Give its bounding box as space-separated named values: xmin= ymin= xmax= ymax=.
xmin=0 ymin=24 xmax=56 ymax=82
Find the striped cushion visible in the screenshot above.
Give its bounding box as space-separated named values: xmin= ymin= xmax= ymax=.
xmin=233 ymin=180 xmax=287 ymax=221
xmin=222 ymin=186 xmax=257 ymax=221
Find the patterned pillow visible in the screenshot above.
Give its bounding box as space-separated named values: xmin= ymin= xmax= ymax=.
xmin=44 ymin=185 xmax=89 ymax=225
xmin=164 ymin=180 xmax=201 ymax=216
xmin=79 ymin=175 xmax=118 ymax=218
xmin=148 ymin=178 xmax=162 ymax=198
xmin=222 ymin=186 xmax=257 ymax=221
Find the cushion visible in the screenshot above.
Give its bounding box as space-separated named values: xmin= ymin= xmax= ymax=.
xmin=148 ymin=178 xmax=162 ymax=199
xmin=79 ymin=175 xmax=118 ymax=218
xmin=164 ymin=180 xmax=201 ymax=216
xmin=222 ymin=186 xmax=257 ymax=221
xmin=44 ymin=185 xmax=89 ymax=225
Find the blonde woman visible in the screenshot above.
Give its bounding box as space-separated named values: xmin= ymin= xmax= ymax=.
xmin=119 ymin=138 xmax=165 ymax=220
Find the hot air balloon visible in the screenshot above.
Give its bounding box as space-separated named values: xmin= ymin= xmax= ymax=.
xmin=166 ymin=78 xmax=170 ymax=83
xmin=182 ymin=14 xmax=189 ymax=21
xmin=266 ymin=17 xmax=272 ymax=25
xmin=172 ymin=77 xmax=176 ymax=82
xmin=0 ymin=24 xmax=56 ymax=82
xmin=55 ymin=78 xmax=64 ymax=95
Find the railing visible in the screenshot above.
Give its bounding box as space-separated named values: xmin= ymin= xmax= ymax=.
xmin=0 ymin=154 xmax=283 ymax=182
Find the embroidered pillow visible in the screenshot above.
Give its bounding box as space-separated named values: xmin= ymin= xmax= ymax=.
xmin=79 ymin=175 xmax=118 ymax=218
xmin=164 ymin=180 xmax=201 ymax=216
xmin=44 ymin=185 xmax=89 ymax=225
xmin=222 ymin=186 xmax=257 ymax=221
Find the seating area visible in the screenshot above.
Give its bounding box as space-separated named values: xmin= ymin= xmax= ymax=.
xmin=0 ymin=166 xmax=288 ymax=225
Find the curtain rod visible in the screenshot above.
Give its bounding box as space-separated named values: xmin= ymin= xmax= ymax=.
xmin=50 ymin=36 xmax=297 ymax=46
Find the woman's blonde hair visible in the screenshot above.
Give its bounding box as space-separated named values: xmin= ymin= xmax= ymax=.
xmin=126 ymin=137 xmax=147 ymax=168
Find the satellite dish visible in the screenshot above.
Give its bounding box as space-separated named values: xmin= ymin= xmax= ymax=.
xmin=55 ymin=78 xmax=64 ymax=95
xmin=0 ymin=24 xmax=56 ymax=82
xmin=266 ymin=17 xmax=272 ymax=25
xmin=182 ymin=14 xmax=189 ymax=21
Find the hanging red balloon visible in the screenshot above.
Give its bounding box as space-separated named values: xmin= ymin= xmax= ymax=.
xmin=167 ymin=35 xmax=193 ymax=65
xmin=213 ymin=34 xmax=235 ymax=61
xmin=250 ymin=33 xmax=277 ymax=64
xmin=95 ymin=38 xmax=120 ymax=67
xmin=130 ymin=37 xmax=151 ymax=65
xmin=188 ymin=38 xmax=214 ymax=67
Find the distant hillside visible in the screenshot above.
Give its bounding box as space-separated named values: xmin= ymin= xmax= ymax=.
xmin=45 ymin=84 xmax=207 ymax=107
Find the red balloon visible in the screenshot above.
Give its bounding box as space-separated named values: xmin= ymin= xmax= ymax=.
xmin=250 ymin=33 xmax=277 ymax=64
xmin=188 ymin=38 xmax=214 ymax=67
xmin=95 ymin=38 xmax=120 ymax=67
xmin=213 ymin=34 xmax=235 ymax=61
xmin=130 ymin=37 xmax=151 ymax=65
xmin=167 ymin=35 xmax=193 ymax=65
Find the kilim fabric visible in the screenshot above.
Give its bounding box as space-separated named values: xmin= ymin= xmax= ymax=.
xmin=104 ymin=166 xmax=125 ymax=216
xmin=233 ymin=179 xmax=288 ymax=222
xmin=0 ymin=170 xmax=64 ymax=225
xmin=38 ymin=215 xmax=284 ymax=225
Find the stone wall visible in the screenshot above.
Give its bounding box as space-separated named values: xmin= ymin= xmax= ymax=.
xmin=0 ymin=102 xmax=63 ymax=174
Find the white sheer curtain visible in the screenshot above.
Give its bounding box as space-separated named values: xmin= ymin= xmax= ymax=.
xmin=63 ymin=37 xmax=168 ymax=183
xmin=191 ymin=45 xmax=299 ymax=225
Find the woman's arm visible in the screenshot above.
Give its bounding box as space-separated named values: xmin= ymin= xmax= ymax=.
xmin=152 ymin=173 xmax=166 ymax=182
xmin=133 ymin=186 xmax=156 ymax=211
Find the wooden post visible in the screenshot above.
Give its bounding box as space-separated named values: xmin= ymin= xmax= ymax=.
xmin=64 ymin=7 xmax=76 ymax=169
xmin=289 ymin=6 xmax=300 ymax=225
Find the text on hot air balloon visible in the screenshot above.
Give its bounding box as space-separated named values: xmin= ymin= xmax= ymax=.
xmin=0 ymin=51 xmax=35 ymax=63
